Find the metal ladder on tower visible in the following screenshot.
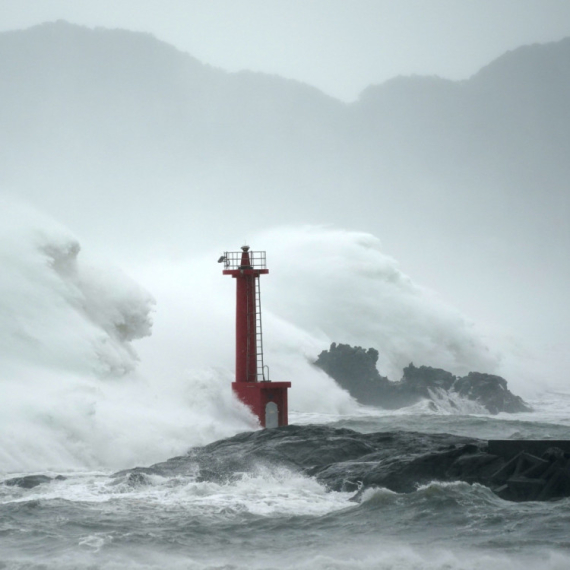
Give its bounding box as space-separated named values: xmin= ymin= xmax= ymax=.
xmin=254 ymin=275 xmax=265 ymax=380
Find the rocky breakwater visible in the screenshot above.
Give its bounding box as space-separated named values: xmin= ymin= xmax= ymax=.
xmin=314 ymin=343 xmax=531 ymax=413
xmin=5 ymin=426 xmax=570 ymax=502
xmin=114 ymin=425 xmax=570 ymax=502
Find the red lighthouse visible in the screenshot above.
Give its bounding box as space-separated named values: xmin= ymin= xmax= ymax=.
xmin=221 ymin=246 xmax=290 ymax=428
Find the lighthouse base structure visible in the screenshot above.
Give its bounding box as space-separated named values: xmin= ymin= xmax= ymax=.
xmin=232 ymin=382 xmax=291 ymax=428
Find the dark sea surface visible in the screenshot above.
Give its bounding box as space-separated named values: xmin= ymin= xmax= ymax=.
xmin=2 ymin=393 xmax=570 ymax=570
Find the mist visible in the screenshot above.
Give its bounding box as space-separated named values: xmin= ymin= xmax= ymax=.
xmin=0 ymin=19 xmax=569 ymax=472
xmin=0 ymin=197 xmax=557 ymax=472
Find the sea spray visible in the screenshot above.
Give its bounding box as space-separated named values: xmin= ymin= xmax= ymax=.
xmin=0 ymin=202 xmax=254 ymax=472
xmin=0 ymin=200 xmax=154 ymax=376
xmin=245 ymin=226 xmax=566 ymax=399
xmin=131 ymin=226 xmax=504 ymax=417
xmin=259 ymin=226 xmax=501 ymax=380
xmin=0 ymin=204 xmax=554 ymax=473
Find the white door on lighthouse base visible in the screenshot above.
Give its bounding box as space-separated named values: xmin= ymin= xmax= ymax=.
xmin=265 ymin=401 xmax=279 ymax=428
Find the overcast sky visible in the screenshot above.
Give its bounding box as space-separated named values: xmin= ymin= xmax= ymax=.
xmin=2 ymin=0 xmax=570 ymax=100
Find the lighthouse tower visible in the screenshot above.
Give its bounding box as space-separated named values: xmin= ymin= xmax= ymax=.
xmin=221 ymin=246 xmax=290 ymax=428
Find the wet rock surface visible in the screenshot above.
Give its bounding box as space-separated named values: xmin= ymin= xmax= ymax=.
xmin=453 ymin=372 xmax=529 ymax=414
xmin=117 ymin=425 xmax=570 ymax=502
xmin=314 ymin=343 xmax=531 ymax=413
xmin=3 ymin=474 xmax=66 ymax=489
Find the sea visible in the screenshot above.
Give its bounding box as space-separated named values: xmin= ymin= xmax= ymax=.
xmin=2 ymin=202 xmax=570 ymax=569
xmin=2 ymin=392 xmax=570 ymax=570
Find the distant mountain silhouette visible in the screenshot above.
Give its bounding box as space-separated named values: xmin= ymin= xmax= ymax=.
xmin=2 ymin=21 xmax=568 ymax=202
xmin=2 ymin=22 xmax=568 ymax=204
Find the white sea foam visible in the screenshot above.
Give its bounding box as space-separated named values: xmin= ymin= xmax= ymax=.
xmin=1 ymin=466 xmax=353 ymax=518
xmin=425 ymin=388 xmax=490 ymax=415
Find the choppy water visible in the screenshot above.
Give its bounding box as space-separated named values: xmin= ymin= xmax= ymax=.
xmin=2 ymin=394 xmax=570 ymax=570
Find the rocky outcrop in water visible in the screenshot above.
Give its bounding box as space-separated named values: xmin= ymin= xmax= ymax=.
xmin=314 ymin=343 xmax=530 ymax=413
xmin=452 ymin=372 xmax=529 ymax=414
xmin=116 ymin=425 xmax=570 ymax=502
xmin=3 ymin=474 xmax=66 ymax=489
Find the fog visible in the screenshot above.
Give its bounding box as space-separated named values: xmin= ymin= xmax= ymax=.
xmin=0 ymin=8 xmax=569 ymax=470
xmin=0 ymin=200 xmax=507 ymax=471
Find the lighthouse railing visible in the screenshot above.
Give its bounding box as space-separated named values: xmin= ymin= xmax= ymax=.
xmin=223 ymin=250 xmax=266 ymax=270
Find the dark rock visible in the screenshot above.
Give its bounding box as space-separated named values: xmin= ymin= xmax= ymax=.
xmin=125 ymin=472 xmax=153 ymax=487
xmin=446 ymin=452 xmax=503 ymax=483
xmin=118 ymin=425 xmax=487 ymax=494
xmin=313 ymin=343 xmax=396 ymax=406
xmin=453 ymin=372 xmax=531 ymax=413
xmin=401 ymin=362 xmax=456 ymax=396
xmin=4 ymin=475 xmax=54 ymax=489
xmin=313 ymin=343 xmax=419 ymax=409
xmin=116 ymin=425 xmax=569 ymax=502
xmin=314 ymin=343 xmax=531 ymax=414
